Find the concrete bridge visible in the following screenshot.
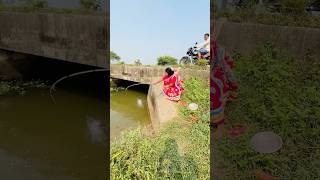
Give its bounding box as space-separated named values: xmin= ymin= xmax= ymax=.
xmin=0 ymin=12 xmax=108 ymax=68
xmin=110 ymin=64 xmax=209 ymax=84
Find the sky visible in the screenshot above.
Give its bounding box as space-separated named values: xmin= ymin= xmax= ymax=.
xmin=111 ymin=0 xmax=210 ymax=65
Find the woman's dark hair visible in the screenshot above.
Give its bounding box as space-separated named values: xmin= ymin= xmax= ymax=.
xmin=165 ymin=67 xmax=174 ymax=76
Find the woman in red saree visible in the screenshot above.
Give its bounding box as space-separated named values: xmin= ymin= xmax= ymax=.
xmin=153 ymin=67 xmax=184 ymax=101
xmin=211 ymin=35 xmax=238 ymax=138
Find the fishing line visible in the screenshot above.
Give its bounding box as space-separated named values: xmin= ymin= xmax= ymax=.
xmin=50 ymin=69 xmax=108 ymax=103
xmin=125 ymin=83 xmax=143 ymax=91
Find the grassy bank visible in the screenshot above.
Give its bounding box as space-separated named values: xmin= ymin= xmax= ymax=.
xmin=216 ymin=44 xmax=320 ymax=179
xmin=110 ymin=78 xmax=210 ymax=179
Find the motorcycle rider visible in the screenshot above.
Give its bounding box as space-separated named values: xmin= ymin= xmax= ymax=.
xmin=196 ymin=33 xmax=210 ymax=59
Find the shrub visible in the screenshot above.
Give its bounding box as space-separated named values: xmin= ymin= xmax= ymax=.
xmin=79 ymin=0 xmax=98 ymax=10
xmin=157 ymin=55 xmax=178 ymax=66
xmin=280 ymin=0 xmax=310 ymax=14
xmin=24 ymin=0 xmax=48 ymax=9
xmin=197 ymin=59 xmax=208 ymax=67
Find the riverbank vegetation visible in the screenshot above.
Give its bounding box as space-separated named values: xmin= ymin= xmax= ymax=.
xmin=110 ymin=78 xmax=210 ymax=179
xmin=0 ymin=0 xmax=105 ymax=15
xmin=0 ymin=79 xmax=47 ymax=96
xmin=216 ymin=44 xmax=320 ymax=179
xmin=213 ymin=0 xmax=320 ymax=28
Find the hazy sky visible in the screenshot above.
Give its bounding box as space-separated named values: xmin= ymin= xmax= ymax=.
xmin=111 ymin=0 xmax=210 ymax=65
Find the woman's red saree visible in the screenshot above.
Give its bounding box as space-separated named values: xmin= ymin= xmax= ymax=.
xmin=210 ymin=37 xmax=238 ymax=127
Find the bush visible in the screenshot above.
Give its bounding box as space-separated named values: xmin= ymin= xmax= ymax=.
xmin=280 ymin=0 xmax=310 ymax=14
xmin=79 ymin=0 xmax=98 ymax=9
xmin=24 ymin=0 xmax=48 ymax=9
xmin=116 ymin=61 xmax=125 ymax=65
xmin=197 ymin=59 xmax=208 ymax=67
xmin=157 ymin=55 xmax=178 ymax=66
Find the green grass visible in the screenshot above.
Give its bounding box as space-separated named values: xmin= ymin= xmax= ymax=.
xmin=110 ymin=78 xmax=210 ymax=180
xmin=214 ymin=9 xmax=320 ymax=28
xmin=216 ymin=44 xmax=320 ymax=179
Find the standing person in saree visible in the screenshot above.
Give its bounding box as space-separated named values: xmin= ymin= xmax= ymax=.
xmin=153 ymin=67 xmax=184 ymax=101
xmin=210 ymin=35 xmax=238 ymax=138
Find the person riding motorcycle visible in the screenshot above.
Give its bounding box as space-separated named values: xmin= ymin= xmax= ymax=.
xmin=196 ymin=33 xmax=210 ymax=59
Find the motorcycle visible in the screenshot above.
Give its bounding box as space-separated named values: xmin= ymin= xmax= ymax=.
xmin=179 ymin=42 xmax=210 ymax=65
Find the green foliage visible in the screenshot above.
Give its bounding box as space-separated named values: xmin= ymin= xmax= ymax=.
xmin=157 ymin=55 xmax=178 ymax=66
xmin=79 ymin=0 xmax=98 ymax=9
xmin=197 ymin=59 xmax=208 ymax=68
xmin=116 ymin=61 xmax=125 ymax=65
xmin=280 ymin=0 xmax=310 ymax=14
xmin=215 ymin=10 xmax=320 ymax=28
xmin=24 ymin=0 xmax=48 ymax=9
xmin=110 ymin=51 xmax=121 ymax=63
xmin=179 ymin=78 xmax=210 ymax=120
xmin=216 ymin=44 xmax=320 ymax=179
xmin=0 ymin=80 xmax=47 ymax=96
xmin=111 ymin=78 xmax=210 ymax=179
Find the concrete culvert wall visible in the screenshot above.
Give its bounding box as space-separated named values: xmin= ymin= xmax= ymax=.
xmin=0 ymin=12 xmax=108 ymax=68
xmin=214 ymin=19 xmax=320 ymax=58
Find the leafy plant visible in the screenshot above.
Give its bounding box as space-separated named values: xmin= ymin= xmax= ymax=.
xmin=157 ymin=55 xmax=178 ymax=66
xmin=110 ymin=51 xmax=121 ymax=63
xmin=24 ymin=0 xmax=48 ymax=9
xmin=79 ymin=0 xmax=98 ymax=10
xmin=197 ymin=59 xmax=208 ymax=68
xmin=280 ymin=0 xmax=310 ymax=14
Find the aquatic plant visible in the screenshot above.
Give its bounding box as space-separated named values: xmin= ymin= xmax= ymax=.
xmin=0 ymin=80 xmax=47 ymax=96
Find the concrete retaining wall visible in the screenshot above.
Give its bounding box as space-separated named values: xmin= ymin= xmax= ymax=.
xmin=214 ymin=20 xmax=320 ymax=58
xmin=0 ymin=12 xmax=108 ymax=68
xmin=110 ymin=65 xmax=209 ymax=84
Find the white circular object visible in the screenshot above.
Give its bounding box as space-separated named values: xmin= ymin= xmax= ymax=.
xmin=250 ymin=131 xmax=283 ymax=153
xmin=188 ymin=103 xmax=198 ymax=111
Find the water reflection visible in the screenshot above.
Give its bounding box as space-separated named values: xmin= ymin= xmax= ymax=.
xmin=110 ymin=90 xmax=151 ymax=141
xmin=86 ymin=116 xmax=107 ymax=145
xmin=0 ymin=89 xmax=106 ymax=180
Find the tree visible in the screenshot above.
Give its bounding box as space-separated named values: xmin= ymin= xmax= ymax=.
xmin=134 ymin=59 xmax=142 ymax=65
xmin=157 ymin=55 xmax=178 ymax=66
xmin=110 ymin=51 xmax=120 ymax=63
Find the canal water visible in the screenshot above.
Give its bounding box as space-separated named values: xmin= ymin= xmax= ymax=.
xmin=110 ymin=88 xmax=151 ymax=141
xmin=0 ymin=53 xmax=107 ymax=180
